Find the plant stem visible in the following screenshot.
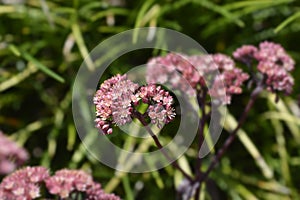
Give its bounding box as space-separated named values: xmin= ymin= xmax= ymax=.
xmin=199 ymin=85 xmax=263 ymax=183
xmin=133 ymin=110 xmax=193 ymax=182
xmin=194 ymin=91 xmax=207 ymax=200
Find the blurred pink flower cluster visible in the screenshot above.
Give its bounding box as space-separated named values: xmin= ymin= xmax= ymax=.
xmin=146 ymin=53 xmax=249 ymax=104
xmin=0 ymin=166 xmax=120 ymax=200
xmin=93 ymin=74 xmax=176 ymax=134
xmin=233 ymin=41 xmax=295 ymax=94
xmin=0 ymin=166 xmax=49 ymax=200
xmin=0 ymin=131 xmax=28 ymax=175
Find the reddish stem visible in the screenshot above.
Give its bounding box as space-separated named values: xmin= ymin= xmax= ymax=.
xmin=199 ymin=85 xmax=262 ymax=183
xmin=133 ymin=110 xmax=193 ymax=182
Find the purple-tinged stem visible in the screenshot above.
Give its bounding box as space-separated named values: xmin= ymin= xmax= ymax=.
xmin=133 ymin=110 xmax=193 ymax=182
xmin=199 ymin=85 xmax=263 ymax=183
xmin=194 ymin=90 xmax=208 ymax=200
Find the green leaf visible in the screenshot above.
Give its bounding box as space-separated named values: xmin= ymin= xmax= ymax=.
xmin=224 ymin=113 xmax=274 ymax=179
xmin=8 ymin=44 xmax=65 ymax=83
xmin=192 ymin=0 xmax=244 ymax=27
xmin=274 ymin=11 xmax=300 ymax=33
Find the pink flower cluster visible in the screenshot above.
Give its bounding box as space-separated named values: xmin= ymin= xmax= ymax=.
xmin=137 ymin=84 xmax=175 ymax=128
xmin=210 ymin=54 xmax=249 ymax=104
xmin=45 ymin=169 xmax=120 ymax=200
xmin=45 ymin=169 xmax=94 ymax=198
xmin=146 ymin=53 xmax=200 ymax=95
xmin=93 ymin=74 xmax=176 ymax=134
xmin=93 ymin=74 xmax=139 ymax=134
xmin=0 ymin=166 xmax=49 ymax=200
xmin=146 ymin=53 xmax=249 ymax=104
xmin=233 ymin=41 xmax=295 ymax=94
xmin=0 ymin=166 xmax=120 ymax=200
xmin=0 ymin=131 xmax=29 ymax=175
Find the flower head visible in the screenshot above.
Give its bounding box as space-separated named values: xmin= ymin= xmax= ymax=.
xmin=233 ymin=41 xmax=295 ymax=94
xmin=146 ymin=53 xmax=249 ymax=104
xmin=0 ymin=166 xmax=49 ymax=200
xmin=45 ymin=169 xmax=121 ymax=200
xmin=86 ymin=182 xmax=121 ymax=200
xmin=210 ymin=54 xmax=249 ymax=104
xmin=93 ymin=74 xmax=139 ymax=134
xmin=0 ymin=131 xmax=29 ymax=175
xmin=147 ymin=53 xmax=200 ymax=95
xmin=94 ymin=74 xmax=176 ymax=133
xmin=137 ymin=84 xmax=176 ymax=128
xmin=0 ymin=167 xmax=121 ymax=200
xmin=45 ymin=169 xmax=94 ymax=198
xmin=233 ymin=45 xmax=258 ymax=64
xmin=254 ymin=41 xmax=294 ymax=72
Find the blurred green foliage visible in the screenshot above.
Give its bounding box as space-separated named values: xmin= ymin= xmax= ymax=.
xmin=0 ymin=0 xmax=300 ymax=199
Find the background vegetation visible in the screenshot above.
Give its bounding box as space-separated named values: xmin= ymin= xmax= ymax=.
xmin=0 ymin=0 xmax=300 ymax=199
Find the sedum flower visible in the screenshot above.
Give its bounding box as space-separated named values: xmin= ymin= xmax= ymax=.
xmin=210 ymin=54 xmax=249 ymax=104
xmin=137 ymin=84 xmax=176 ymax=128
xmin=0 ymin=131 xmax=29 ymax=175
xmin=146 ymin=53 xmax=201 ymax=95
xmin=93 ymin=74 xmax=139 ymax=134
xmin=94 ymin=74 xmax=176 ymax=134
xmin=45 ymin=169 xmax=94 ymax=198
xmin=146 ymin=53 xmax=249 ymax=104
xmin=233 ymin=45 xmax=258 ymax=64
xmin=254 ymin=41 xmax=294 ymax=72
xmin=86 ymin=182 xmax=121 ymax=200
xmin=45 ymin=169 xmax=121 ymax=200
xmin=0 ymin=166 xmax=49 ymax=200
xmin=233 ymin=41 xmax=295 ymax=94
xmin=0 ymin=167 xmax=121 ymax=200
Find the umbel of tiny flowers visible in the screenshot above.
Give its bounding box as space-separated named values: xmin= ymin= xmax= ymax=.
xmin=93 ymin=74 xmax=176 ymax=134
xmin=93 ymin=74 xmax=193 ymax=181
xmin=233 ymin=41 xmax=295 ymax=95
xmin=45 ymin=169 xmax=120 ymax=200
xmin=0 ymin=130 xmax=29 ymax=175
xmin=146 ymin=53 xmax=249 ymax=104
xmin=0 ymin=166 xmax=121 ymax=200
xmin=197 ymin=42 xmax=296 ymax=198
xmin=0 ymin=166 xmax=49 ymax=200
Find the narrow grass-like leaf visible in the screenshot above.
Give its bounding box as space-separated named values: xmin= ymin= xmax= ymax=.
xmin=203 ymin=0 xmax=293 ymax=37
xmin=145 ymin=157 xmax=165 ymax=189
xmin=105 ymin=171 xmax=126 ymax=193
xmin=0 ymin=63 xmax=38 ymax=92
xmin=192 ymin=0 xmax=244 ymax=27
xmin=91 ymin=8 xmax=129 ymax=21
xmin=266 ymin=94 xmax=300 ymax=143
xmin=224 ymin=0 xmax=294 ymax=10
xmin=72 ymin=23 xmax=96 ymax=71
xmin=133 ymin=0 xmax=155 ymax=43
xmin=214 ymin=170 xmax=259 ymax=200
xmin=270 ymin=119 xmax=292 ymax=185
xmin=262 ymin=111 xmax=300 ymax=125
xmin=274 ymin=11 xmax=300 ymax=33
xmin=225 ymin=113 xmax=274 ymax=179
xmin=67 ymin=123 xmax=76 ymax=151
xmin=8 ymin=44 xmax=65 ymax=83
xmin=44 ymin=91 xmax=71 ymax=166
xmin=10 ymin=119 xmax=52 ymax=146
xmin=227 ymin=169 xmax=290 ymax=195
xmin=122 ymin=175 xmax=134 ymax=200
